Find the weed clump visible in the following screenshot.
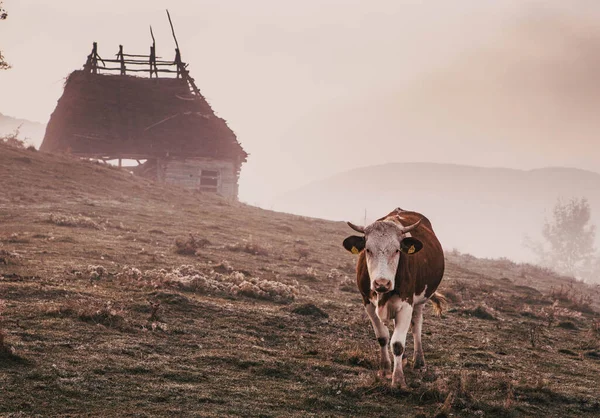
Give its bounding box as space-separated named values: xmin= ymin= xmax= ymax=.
xmin=5 ymin=233 xmax=30 ymax=244
xmin=442 ymin=289 xmax=462 ymax=304
xmin=290 ymin=267 xmax=319 ymax=281
xmin=174 ymin=234 xmax=210 ymax=255
xmin=144 ymin=265 xmax=299 ymax=303
xmin=87 ymin=265 xmax=107 ymax=280
xmin=48 ymin=213 xmax=103 ymax=230
xmin=46 ymin=299 xmax=126 ymax=329
xmin=339 ymin=276 xmax=355 ymax=292
xmin=295 ymin=247 xmax=310 ymax=259
xmin=0 ymin=249 xmax=21 ymax=265
xmin=78 ymin=301 xmax=126 ymax=328
xmin=332 ymin=343 xmax=375 ymax=369
xmin=225 ymin=239 xmax=269 ymax=256
xmin=462 ymin=305 xmax=496 ymax=320
xmin=116 ymin=266 xmax=143 ymax=281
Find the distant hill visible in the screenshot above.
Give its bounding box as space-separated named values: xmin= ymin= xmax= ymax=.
xmin=274 ymin=163 xmax=600 ymax=262
xmin=0 ymin=113 xmax=46 ymax=148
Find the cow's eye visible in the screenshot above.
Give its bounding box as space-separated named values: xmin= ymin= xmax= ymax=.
xmin=366 ymin=248 xmax=371 ymax=254
xmin=396 ymin=249 xmax=400 ymax=254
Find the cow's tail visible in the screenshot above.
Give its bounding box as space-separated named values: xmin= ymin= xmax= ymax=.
xmin=429 ymin=292 xmax=447 ymax=317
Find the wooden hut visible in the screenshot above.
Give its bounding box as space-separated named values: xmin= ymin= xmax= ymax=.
xmin=41 ymin=42 xmax=247 ymax=199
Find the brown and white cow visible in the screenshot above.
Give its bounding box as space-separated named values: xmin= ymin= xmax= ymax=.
xmin=342 ymin=207 xmax=445 ymax=389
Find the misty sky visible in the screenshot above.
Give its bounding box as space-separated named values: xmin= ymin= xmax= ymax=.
xmin=1 ymin=0 xmax=599 ymax=206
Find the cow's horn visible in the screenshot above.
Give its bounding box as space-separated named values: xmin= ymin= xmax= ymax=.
xmin=399 ymin=218 xmax=422 ymax=234
xmin=347 ymin=222 xmax=365 ymax=234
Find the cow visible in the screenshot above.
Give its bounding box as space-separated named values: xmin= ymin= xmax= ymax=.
xmin=342 ymin=207 xmax=446 ymax=389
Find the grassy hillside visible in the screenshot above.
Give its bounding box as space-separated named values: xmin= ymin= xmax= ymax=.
xmin=274 ymin=163 xmax=600 ymax=265
xmin=1 ymin=144 xmax=599 ymax=417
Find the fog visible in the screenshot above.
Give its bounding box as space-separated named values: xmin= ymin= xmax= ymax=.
xmin=1 ymin=0 xmax=599 ymax=265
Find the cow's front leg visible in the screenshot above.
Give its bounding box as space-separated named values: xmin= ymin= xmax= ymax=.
xmin=390 ymin=301 xmax=413 ymax=389
xmin=365 ymin=302 xmax=391 ymax=377
xmin=411 ymin=303 xmax=425 ymax=369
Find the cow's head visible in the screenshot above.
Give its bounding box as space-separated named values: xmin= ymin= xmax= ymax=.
xmin=343 ymin=219 xmax=423 ymax=293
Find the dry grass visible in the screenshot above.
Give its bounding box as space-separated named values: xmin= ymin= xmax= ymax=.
xmin=0 ymin=300 xmax=15 ymax=358
xmin=549 ymin=284 xmax=594 ymax=313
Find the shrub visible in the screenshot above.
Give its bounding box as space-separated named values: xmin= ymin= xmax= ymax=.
xmin=0 ymin=127 xmax=27 ymax=149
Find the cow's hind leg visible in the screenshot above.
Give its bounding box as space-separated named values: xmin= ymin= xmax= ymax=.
xmin=411 ymin=303 xmax=425 ymax=369
xmin=365 ymin=303 xmax=391 ymax=377
xmin=390 ymin=302 xmax=413 ymax=389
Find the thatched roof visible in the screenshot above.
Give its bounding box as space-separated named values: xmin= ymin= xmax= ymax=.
xmin=41 ymin=71 xmax=247 ymax=163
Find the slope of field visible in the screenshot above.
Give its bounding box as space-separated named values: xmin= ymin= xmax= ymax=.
xmin=274 ymin=163 xmax=600 ymax=265
xmin=1 ymin=144 xmax=599 ymax=417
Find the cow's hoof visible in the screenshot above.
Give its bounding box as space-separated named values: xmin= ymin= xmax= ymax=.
xmin=378 ymin=369 xmax=392 ymax=379
xmin=391 ymin=377 xmax=408 ymax=390
xmin=413 ymin=356 xmax=426 ymax=370
xmin=392 ymin=374 xmax=408 ymax=390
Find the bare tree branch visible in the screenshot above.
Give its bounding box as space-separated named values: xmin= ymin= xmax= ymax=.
xmin=0 ymin=1 xmax=9 ymax=69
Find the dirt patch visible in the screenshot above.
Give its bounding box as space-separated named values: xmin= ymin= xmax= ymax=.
xmin=291 ymin=303 xmax=329 ymax=319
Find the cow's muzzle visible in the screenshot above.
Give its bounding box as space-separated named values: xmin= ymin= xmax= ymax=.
xmin=373 ymin=278 xmax=392 ymax=293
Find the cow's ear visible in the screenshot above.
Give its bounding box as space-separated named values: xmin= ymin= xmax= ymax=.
xmin=343 ymin=236 xmax=365 ymax=254
xmin=400 ymin=237 xmax=423 ymax=255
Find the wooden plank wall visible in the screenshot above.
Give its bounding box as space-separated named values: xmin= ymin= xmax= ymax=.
xmin=159 ymin=158 xmax=238 ymax=199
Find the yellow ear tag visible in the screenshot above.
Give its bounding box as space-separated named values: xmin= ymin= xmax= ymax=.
xmin=351 ymin=246 xmax=359 ymax=254
xmin=408 ymin=245 xmax=416 ymax=254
